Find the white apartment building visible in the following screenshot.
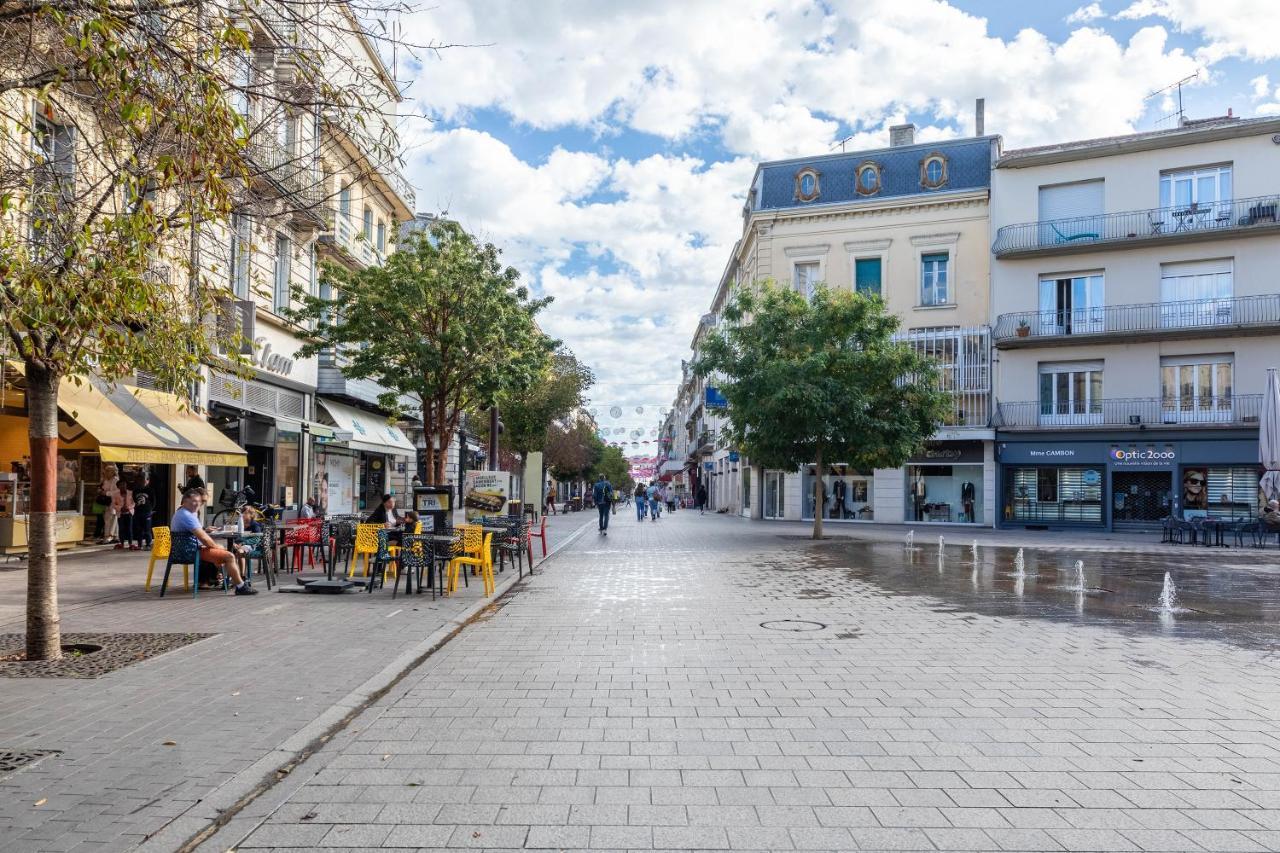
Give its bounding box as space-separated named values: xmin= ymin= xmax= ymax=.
xmin=990 ymin=115 xmax=1280 ymax=530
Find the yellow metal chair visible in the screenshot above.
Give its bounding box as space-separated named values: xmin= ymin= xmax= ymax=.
xmin=386 ymin=521 xmax=423 ymax=561
xmin=351 ymin=523 xmax=381 ymax=577
xmin=144 ymin=527 xmax=188 ymax=592
xmin=447 ymin=526 xmax=494 ymax=595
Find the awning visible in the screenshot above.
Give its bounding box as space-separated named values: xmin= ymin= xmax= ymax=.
xmin=275 ymin=418 xmax=335 ymax=439
xmin=13 ymin=366 xmax=248 ymax=466
xmin=317 ymin=399 xmax=416 ymax=457
xmin=661 ymin=460 xmax=684 ymax=473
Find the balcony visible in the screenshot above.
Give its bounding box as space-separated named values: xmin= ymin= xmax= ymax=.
xmin=386 ymin=166 xmax=416 ymax=213
xmin=995 ymin=395 xmax=1263 ymax=431
xmin=992 ymin=194 xmax=1280 ymax=258
xmin=994 ymin=294 xmax=1280 ymax=348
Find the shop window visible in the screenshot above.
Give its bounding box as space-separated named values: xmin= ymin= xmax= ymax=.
xmin=908 ymin=464 xmax=982 ymax=523
xmin=1180 ymin=465 xmax=1260 ymax=519
xmin=1160 ymin=355 xmax=1233 ymax=423
xmin=1038 ymin=361 xmax=1102 ymax=425
xmin=1006 ymin=466 xmax=1103 ymax=524
xmin=802 ymin=466 xmax=873 ymax=521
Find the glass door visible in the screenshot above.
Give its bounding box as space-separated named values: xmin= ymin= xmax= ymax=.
xmin=763 ymin=471 xmax=785 ymax=519
xmin=1038 ymin=275 xmax=1104 ymax=336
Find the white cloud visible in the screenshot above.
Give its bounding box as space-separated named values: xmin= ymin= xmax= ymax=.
xmin=1250 ymin=74 xmax=1271 ymax=99
xmin=1114 ymin=0 xmax=1279 ymax=61
xmin=1067 ymin=3 xmax=1106 ymax=23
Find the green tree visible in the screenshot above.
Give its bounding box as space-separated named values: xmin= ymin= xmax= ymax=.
xmin=694 ymin=282 xmax=950 ymax=539
xmin=545 ymin=414 xmax=602 ymax=483
xmin=292 ymin=220 xmax=555 ymax=483
xmin=496 ymin=349 xmax=594 ymax=457
xmin=590 ymin=445 xmax=633 ymax=494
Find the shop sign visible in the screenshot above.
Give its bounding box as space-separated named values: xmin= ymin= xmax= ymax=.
xmin=704 ymin=462 xmax=714 ymax=471
xmin=728 ymin=451 xmax=740 ymax=462
xmin=1082 ymin=469 xmax=1101 ymax=486
xmin=251 ymin=336 xmax=294 ymax=377
xmin=705 ymin=387 xmax=728 ymax=409
xmin=463 ymin=470 xmax=511 ymax=521
xmin=909 ymin=441 xmax=984 ymax=465
xmin=1109 ymin=446 xmax=1177 ymax=468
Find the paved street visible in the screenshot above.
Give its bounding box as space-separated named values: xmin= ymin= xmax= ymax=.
xmin=218 ymin=510 xmax=1280 ymax=852
xmin=0 ymin=511 xmax=592 ymax=853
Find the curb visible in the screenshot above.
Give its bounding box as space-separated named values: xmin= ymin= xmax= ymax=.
xmin=132 ymin=515 xmax=597 ymax=853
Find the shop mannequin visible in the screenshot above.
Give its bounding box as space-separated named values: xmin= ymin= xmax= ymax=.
xmin=831 ymin=478 xmax=847 ymax=519
xmin=961 ymin=481 xmax=975 ymax=523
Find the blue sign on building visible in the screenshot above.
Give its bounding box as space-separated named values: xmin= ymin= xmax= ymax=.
xmin=728 ymin=451 xmax=740 ymax=462
xmin=705 ymin=387 xmax=728 ymax=409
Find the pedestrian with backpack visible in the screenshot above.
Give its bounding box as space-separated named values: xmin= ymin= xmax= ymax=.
xmin=592 ymin=475 xmax=613 ymax=534
xmin=634 ymin=483 xmax=647 ymax=521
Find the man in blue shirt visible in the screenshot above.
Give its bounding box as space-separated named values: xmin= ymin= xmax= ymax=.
xmin=171 ymin=489 xmax=256 ymax=594
xmin=591 ymin=475 xmax=613 ymax=534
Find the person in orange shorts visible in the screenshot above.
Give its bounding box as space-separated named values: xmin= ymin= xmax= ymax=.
xmin=169 ymin=488 xmax=257 ymax=594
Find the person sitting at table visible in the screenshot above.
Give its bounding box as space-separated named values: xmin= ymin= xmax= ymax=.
xmin=300 ymin=496 xmax=320 ymax=519
xmin=1261 ymin=499 xmax=1280 ymax=531
xmin=171 ymin=488 xmax=257 ymax=594
xmin=365 ymin=493 xmax=401 ymax=528
xmin=402 ymin=510 xmax=421 ymax=532
xmin=233 ymin=506 xmax=265 ymax=577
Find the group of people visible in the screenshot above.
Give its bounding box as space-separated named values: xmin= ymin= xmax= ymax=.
xmin=633 ymin=481 xmax=673 ymax=522
xmin=93 ymin=463 xmax=155 ymax=551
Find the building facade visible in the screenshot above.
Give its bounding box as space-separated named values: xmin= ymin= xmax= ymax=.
xmin=727 ymin=123 xmax=999 ymax=526
xmin=990 ymin=116 xmax=1280 ymax=530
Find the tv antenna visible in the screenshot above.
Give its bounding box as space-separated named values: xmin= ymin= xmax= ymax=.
xmin=830 ymin=135 xmax=855 ymax=153
xmin=1146 ymin=70 xmax=1200 ymax=127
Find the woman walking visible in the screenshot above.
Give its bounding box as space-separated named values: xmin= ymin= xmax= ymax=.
xmin=131 ymin=473 xmax=154 ymax=551
xmin=634 ymin=482 xmax=647 ymax=521
xmin=113 ymin=481 xmax=135 ymax=550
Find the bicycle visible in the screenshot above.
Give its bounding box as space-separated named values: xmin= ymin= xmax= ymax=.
xmin=209 ymin=486 xmax=283 ymax=527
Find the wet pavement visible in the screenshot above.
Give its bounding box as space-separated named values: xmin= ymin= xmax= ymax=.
xmin=801 ymin=536 xmax=1280 ymax=651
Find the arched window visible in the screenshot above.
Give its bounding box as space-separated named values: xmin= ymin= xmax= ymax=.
xmin=794 ymin=167 xmax=820 ymax=202
xmin=920 ymin=153 xmax=949 ymax=189
xmin=855 ymin=161 xmax=881 ymax=196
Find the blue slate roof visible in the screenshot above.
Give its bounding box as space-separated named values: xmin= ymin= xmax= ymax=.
xmin=754 ymin=136 xmax=995 ymax=212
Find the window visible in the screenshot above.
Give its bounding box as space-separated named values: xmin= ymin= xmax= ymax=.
xmin=277 ymin=111 xmax=296 ymax=156
xmin=308 ymin=242 xmax=317 ymax=297
xmin=794 ymin=262 xmax=820 ymax=299
xmin=362 ymin=206 xmax=373 ymax=240
xmin=31 ymin=112 xmax=74 ymax=243
xmin=920 ymin=154 xmax=948 ymax=189
xmin=1160 ymin=165 xmax=1231 ymax=211
xmin=854 ymin=257 xmax=882 ymax=296
xmin=1161 ymin=355 xmax=1233 ymax=422
xmin=1007 ymin=466 xmax=1104 ymax=524
xmin=1039 ymin=361 xmax=1103 ymax=424
xmin=376 ymin=219 xmax=386 ymax=253
xmin=338 ymin=184 xmax=351 ymax=217
xmin=230 ymin=212 xmax=251 ymax=298
xmin=1037 ymin=274 xmax=1103 ymax=335
xmin=920 ymin=252 xmax=949 ymax=306
xmin=794 ymin=168 xmax=820 ymax=202
xmin=1160 ymin=259 xmax=1233 ymax=327
xmin=273 ymin=234 xmax=291 ymax=313
xmin=855 ymin=162 xmax=881 ymax=195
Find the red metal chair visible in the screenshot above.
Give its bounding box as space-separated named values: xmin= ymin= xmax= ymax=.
xmin=527 ymin=515 xmax=548 ymax=564
xmin=282 ymin=519 xmax=323 ymax=572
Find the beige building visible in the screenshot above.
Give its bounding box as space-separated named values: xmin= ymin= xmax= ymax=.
xmin=700 ymin=121 xmax=1000 ymax=526
xmin=990 ymin=115 xmax=1280 ymax=530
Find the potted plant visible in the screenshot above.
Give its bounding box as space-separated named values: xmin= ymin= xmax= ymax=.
xmin=1015 ymin=318 xmax=1031 ymax=337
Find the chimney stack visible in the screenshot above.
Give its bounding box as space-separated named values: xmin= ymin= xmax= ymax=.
xmin=975 ymin=98 xmax=985 ymax=136
xmin=889 ymin=123 xmax=916 ymax=147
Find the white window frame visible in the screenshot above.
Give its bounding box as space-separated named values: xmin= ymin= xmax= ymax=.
xmin=230 ymin=212 xmax=251 ymax=298
xmin=1038 ymin=360 xmax=1103 ymax=426
xmin=273 ymin=234 xmax=291 ymax=314
xmin=783 ymin=244 xmax=829 ymax=299
xmin=1037 ymin=272 xmax=1104 ymax=336
xmin=910 ymin=232 xmax=960 ymax=310
xmin=845 ymin=238 xmax=890 ymax=298
xmin=1159 ymin=259 xmax=1234 ymax=328
xmin=1160 ymin=354 xmax=1234 ymax=423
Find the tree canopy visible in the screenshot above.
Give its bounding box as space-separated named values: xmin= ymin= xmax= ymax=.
xmin=544 ymin=414 xmax=603 ymax=483
xmin=292 ymin=220 xmax=556 ymax=482
xmin=591 ymin=445 xmax=634 ymax=494
xmin=693 ymin=282 xmax=950 ymax=538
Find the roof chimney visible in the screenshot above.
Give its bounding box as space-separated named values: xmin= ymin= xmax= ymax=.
xmin=975 ymin=98 xmax=985 ymax=136
xmin=889 ymin=123 xmax=916 ymax=147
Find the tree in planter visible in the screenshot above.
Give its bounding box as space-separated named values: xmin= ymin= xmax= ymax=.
xmin=0 ymin=2 xmax=415 ymax=660
xmin=291 ymin=220 xmax=555 ymax=483
xmin=693 ymin=282 xmax=951 ymax=540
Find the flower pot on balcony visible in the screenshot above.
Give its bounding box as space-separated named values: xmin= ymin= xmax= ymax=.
xmin=1015 ymin=323 xmax=1031 ymax=338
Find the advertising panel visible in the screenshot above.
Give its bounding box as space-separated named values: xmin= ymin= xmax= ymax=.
xmin=464 ymin=470 xmax=511 ymax=521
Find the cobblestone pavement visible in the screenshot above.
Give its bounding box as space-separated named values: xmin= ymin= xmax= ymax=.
xmin=0 ymin=512 xmax=592 ymax=853
xmin=224 ymin=510 xmax=1280 ymax=852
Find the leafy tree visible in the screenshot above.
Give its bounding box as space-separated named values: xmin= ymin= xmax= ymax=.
xmin=495 ymin=349 xmax=594 ymax=457
xmin=590 ymin=444 xmax=633 ymax=494
xmin=694 ymin=282 xmax=950 ymax=539
xmin=545 ymin=414 xmax=602 ymax=483
xmin=292 ymin=220 xmax=556 ymax=483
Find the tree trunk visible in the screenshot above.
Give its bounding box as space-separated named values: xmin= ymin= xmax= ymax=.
xmin=25 ymin=359 xmax=62 ymax=661
xmin=812 ymin=445 xmax=824 ymax=541
xmin=432 ymin=426 xmax=448 ymax=484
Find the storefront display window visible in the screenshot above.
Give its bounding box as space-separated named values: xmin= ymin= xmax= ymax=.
xmin=1183 ymin=465 xmax=1260 ymax=519
xmin=276 ymin=430 xmax=299 ymax=508
xmin=314 ymin=447 xmax=356 ymax=516
xmin=906 ymin=464 xmax=982 ymax=523
xmin=802 ymin=466 xmax=873 ymax=521
xmin=1006 ymin=466 xmax=1103 ymax=524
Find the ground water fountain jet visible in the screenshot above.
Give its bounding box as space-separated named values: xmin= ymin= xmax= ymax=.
xmin=1158 ymin=572 xmax=1178 ymax=615
xmin=905 ymin=530 xmax=914 ymax=549
xmin=1070 ymin=559 xmax=1086 ymax=593
xmin=1013 ymin=548 xmax=1026 ymax=578
xmin=971 ymin=539 xmax=979 ymax=560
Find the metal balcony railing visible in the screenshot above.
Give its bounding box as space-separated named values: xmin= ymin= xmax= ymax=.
xmin=993 ymin=294 xmax=1280 ymax=345
xmin=995 ymin=394 xmax=1263 ymax=429
xmin=387 ymin=166 xmax=416 ymax=212
xmin=992 ymin=194 xmax=1280 ymax=257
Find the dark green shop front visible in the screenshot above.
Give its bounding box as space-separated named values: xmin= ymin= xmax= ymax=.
xmin=996 ymin=432 xmax=1262 ymax=531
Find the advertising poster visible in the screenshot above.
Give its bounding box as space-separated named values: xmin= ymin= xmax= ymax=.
xmin=464 ymin=470 xmax=510 ymax=521
xmin=1181 ymin=466 xmax=1208 ymax=516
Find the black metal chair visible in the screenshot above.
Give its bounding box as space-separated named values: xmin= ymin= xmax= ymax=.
xmin=396 ymin=533 xmax=431 ymax=599
xmin=239 ymin=531 xmax=275 ymax=590
xmin=325 ymin=518 xmax=357 ymax=579
xmin=366 ymin=528 xmax=396 ymax=593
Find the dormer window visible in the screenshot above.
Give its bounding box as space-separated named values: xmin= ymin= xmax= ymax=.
xmin=920 ymin=153 xmax=948 ymax=189
xmin=794 ymin=168 xmax=820 ymax=202
xmin=855 ymin=161 xmax=881 ymax=196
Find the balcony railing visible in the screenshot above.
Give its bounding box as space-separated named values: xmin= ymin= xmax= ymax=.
xmin=992 ymin=194 xmax=1280 ymax=257
xmin=996 ymin=394 xmax=1263 ymax=430
xmin=387 ymin=166 xmax=416 ymax=212
xmin=993 ymin=294 xmax=1280 ymax=346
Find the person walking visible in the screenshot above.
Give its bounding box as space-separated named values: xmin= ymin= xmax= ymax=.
xmin=634 ymin=483 xmax=647 ymax=521
xmin=131 ymin=473 xmax=154 ymax=551
xmin=696 ymin=482 xmax=708 ymax=514
xmin=592 ymin=475 xmax=613 ymax=534
xmin=112 ymin=481 xmax=134 ymax=550
xmin=647 ymin=482 xmax=661 ymax=521
xmin=545 ymin=487 xmax=557 ymax=516
xmin=665 ymin=485 xmax=676 ymax=514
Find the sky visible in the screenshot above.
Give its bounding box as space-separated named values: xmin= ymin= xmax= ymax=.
xmin=392 ymin=0 xmax=1280 ymax=456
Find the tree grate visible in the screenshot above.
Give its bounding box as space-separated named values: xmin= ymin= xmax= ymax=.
xmin=0 ymin=749 xmax=59 ymax=778
xmin=0 ymin=633 xmax=213 ymax=678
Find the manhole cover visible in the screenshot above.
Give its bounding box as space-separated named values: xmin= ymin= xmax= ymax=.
xmin=0 ymin=749 xmax=59 ymax=778
xmin=760 ymin=619 xmax=826 ymax=632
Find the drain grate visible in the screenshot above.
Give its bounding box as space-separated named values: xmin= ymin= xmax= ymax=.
xmin=760 ymin=619 xmax=826 ymax=632
xmin=0 ymin=749 xmax=59 ymax=778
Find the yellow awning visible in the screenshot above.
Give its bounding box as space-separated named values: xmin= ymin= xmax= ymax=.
xmin=10 ymin=365 xmax=247 ymax=466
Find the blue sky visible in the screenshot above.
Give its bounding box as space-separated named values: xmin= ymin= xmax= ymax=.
xmin=397 ymin=0 xmax=1279 ymax=455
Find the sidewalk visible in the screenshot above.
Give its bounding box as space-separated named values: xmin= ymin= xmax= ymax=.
xmin=0 ymin=511 xmax=593 ymax=853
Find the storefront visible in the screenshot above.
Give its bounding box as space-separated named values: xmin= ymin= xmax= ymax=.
xmin=316 ymin=399 xmax=415 ymax=515
xmin=801 ymin=465 xmax=875 ymax=522
xmin=997 ymin=431 xmax=1262 ymax=530
xmin=0 ymin=366 xmax=245 ymax=552
xmin=905 ymin=441 xmax=985 ymax=524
